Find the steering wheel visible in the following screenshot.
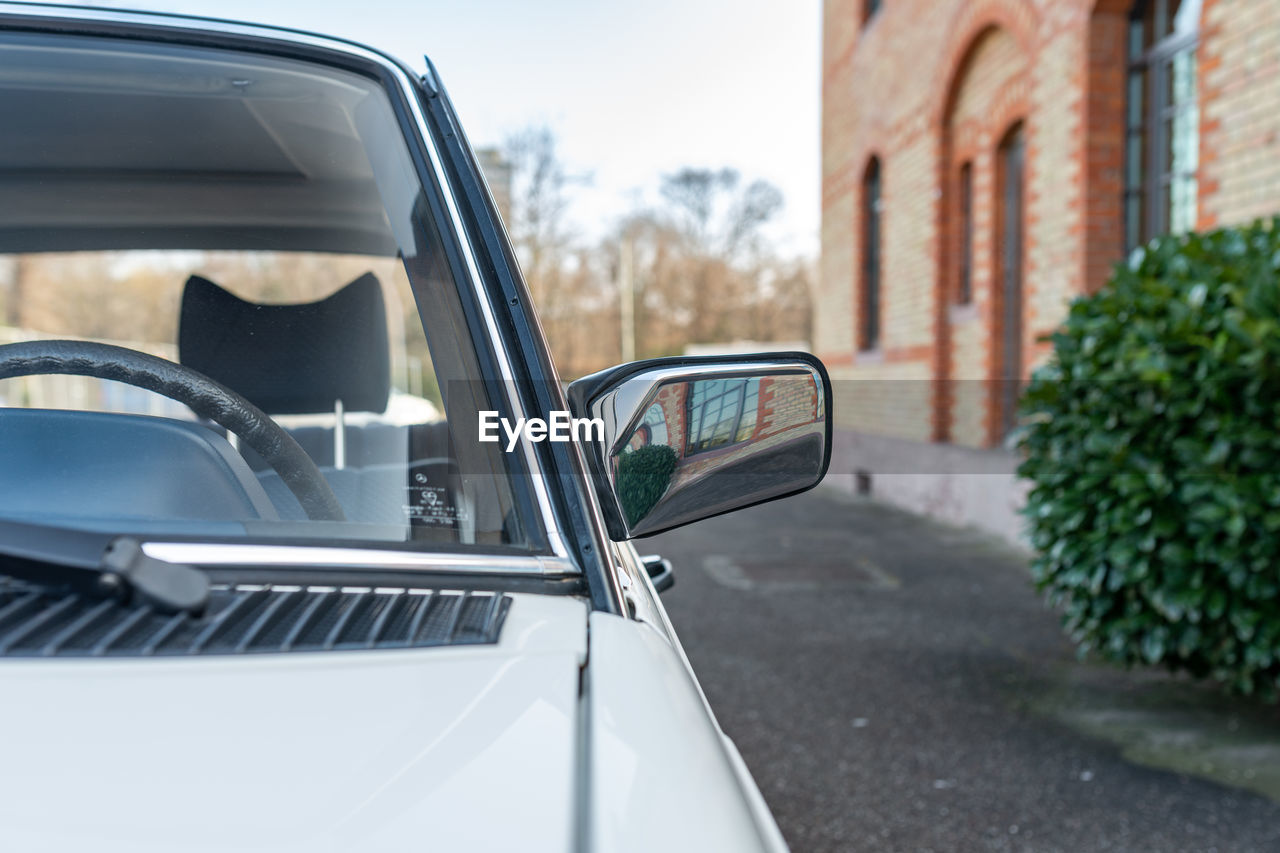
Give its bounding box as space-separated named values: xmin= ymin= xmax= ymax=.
xmin=0 ymin=340 xmax=346 ymax=522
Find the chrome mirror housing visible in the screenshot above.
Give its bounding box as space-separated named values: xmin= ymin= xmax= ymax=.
xmin=566 ymin=353 xmax=831 ymax=540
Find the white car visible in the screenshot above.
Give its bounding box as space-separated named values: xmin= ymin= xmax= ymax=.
xmin=0 ymin=5 xmax=831 ymax=850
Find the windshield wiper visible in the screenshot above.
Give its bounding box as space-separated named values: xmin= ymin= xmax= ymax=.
xmin=0 ymin=519 xmax=209 ymax=615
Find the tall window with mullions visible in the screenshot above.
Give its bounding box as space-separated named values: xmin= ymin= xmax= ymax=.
xmin=1125 ymin=0 xmax=1200 ymax=250
xmin=685 ymin=378 xmax=761 ymax=455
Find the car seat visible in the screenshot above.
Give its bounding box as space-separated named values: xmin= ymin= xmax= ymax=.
xmin=177 ymin=273 xmax=438 ymax=526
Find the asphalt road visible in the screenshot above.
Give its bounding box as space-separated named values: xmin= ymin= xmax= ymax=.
xmin=650 ymin=487 xmax=1280 ymax=852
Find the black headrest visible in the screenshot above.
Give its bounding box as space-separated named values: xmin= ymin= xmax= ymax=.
xmin=178 ymin=273 xmax=391 ymax=415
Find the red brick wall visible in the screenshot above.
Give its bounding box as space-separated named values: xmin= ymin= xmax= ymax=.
xmin=821 ymin=0 xmax=1064 ymax=449
xmin=820 ymin=0 xmax=1280 ymax=451
xmin=1083 ymin=1 xmax=1129 ymax=294
xmin=1199 ymin=0 xmax=1280 ymax=228
xmin=757 ymin=376 xmax=819 ymax=441
xmin=942 ymin=24 xmax=1031 ymax=446
xmin=652 ymin=383 xmax=688 ymax=460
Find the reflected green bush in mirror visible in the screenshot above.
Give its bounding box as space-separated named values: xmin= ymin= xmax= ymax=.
xmin=617 ymin=444 xmax=677 ymax=527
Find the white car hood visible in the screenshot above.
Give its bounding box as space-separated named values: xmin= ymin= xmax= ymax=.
xmin=0 ymin=594 xmax=587 ymax=853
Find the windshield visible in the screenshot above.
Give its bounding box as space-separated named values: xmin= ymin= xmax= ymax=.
xmin=0 ymin=32 xmax=543 ymax=553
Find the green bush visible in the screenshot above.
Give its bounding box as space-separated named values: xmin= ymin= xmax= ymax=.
xmin=1019 ymin=219 xmax=1280 ymax=699
xmin=617 ymin=444 xmax=678 ymax=526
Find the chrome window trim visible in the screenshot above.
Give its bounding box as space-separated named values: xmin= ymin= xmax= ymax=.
xmin=142 ymin=542 xmax=577 ymax=575
xmin=0 ymin=3 xmax=571 ymax=567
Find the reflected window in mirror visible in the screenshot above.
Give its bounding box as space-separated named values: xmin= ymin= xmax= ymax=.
xmin=626 ymin=403 xmax=670 ymax=452
xmin=686 ymin=378 xmax=761 ymax=455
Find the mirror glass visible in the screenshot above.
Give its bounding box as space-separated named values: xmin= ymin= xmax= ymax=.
xmin=593 ymin=360 xmax=828 ymax=538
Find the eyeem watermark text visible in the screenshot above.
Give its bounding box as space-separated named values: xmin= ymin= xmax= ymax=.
xmin=479 ymin=411 xmax=604 ymax=451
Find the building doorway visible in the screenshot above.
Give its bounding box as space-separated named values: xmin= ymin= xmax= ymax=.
xmin=995 ymin=123 xmax=1025 ymax=441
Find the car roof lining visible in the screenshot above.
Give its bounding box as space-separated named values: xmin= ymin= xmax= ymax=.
xmin=0 ymin=33 xmax=408 ymax=255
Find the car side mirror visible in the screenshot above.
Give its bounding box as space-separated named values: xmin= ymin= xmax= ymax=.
xmin=641 ymin=554 xmax=675 ymax=594
xmin=566 ymin=352 xmax=831 ymax=540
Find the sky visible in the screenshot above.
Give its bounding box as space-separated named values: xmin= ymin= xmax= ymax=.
xmin=29 ymin=0 xmax=822 ymax=256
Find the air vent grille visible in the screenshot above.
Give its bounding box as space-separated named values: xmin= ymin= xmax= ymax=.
xmin=0 ymin=578 xmax=511 ymax=657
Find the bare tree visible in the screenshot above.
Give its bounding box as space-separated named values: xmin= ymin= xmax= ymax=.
xmin=659 ymin=167 xmax=783 ymax=261
xmin=724 ymin=179 xmax=784 ymax=258
xmin=503 ymin=126 xmax=574 ymax=307
xmin=628 ymin=168 xmax=792 ymax=348
xmin=660 ymin=167 xmax=738 ymax=248
xmin=502 ymin=125 xmax=609 ymax=373
xmin=494 ymin=125 xmax=810 ymax=377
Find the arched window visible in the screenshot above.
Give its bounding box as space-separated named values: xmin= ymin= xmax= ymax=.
xmin=1125 ymin=0 xmax=1200 ymax=248
xmin=957 ymin=161 xmax=973 ymax=305
xmin=860 ymin=157 xmax=882 ymax=351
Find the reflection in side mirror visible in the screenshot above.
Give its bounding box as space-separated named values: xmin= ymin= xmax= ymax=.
xmin=566 ymin=353 xmax=831 ymax=540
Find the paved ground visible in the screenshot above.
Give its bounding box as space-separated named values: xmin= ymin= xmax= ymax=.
xmin=650 ymin=487 xmax=1280 ymax=852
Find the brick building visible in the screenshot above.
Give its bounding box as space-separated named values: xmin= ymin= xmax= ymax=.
xmin=636 ymin=376 xmax=822 ymax=464
xmin=818 ymin=0 xmax=1280 ymax=542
